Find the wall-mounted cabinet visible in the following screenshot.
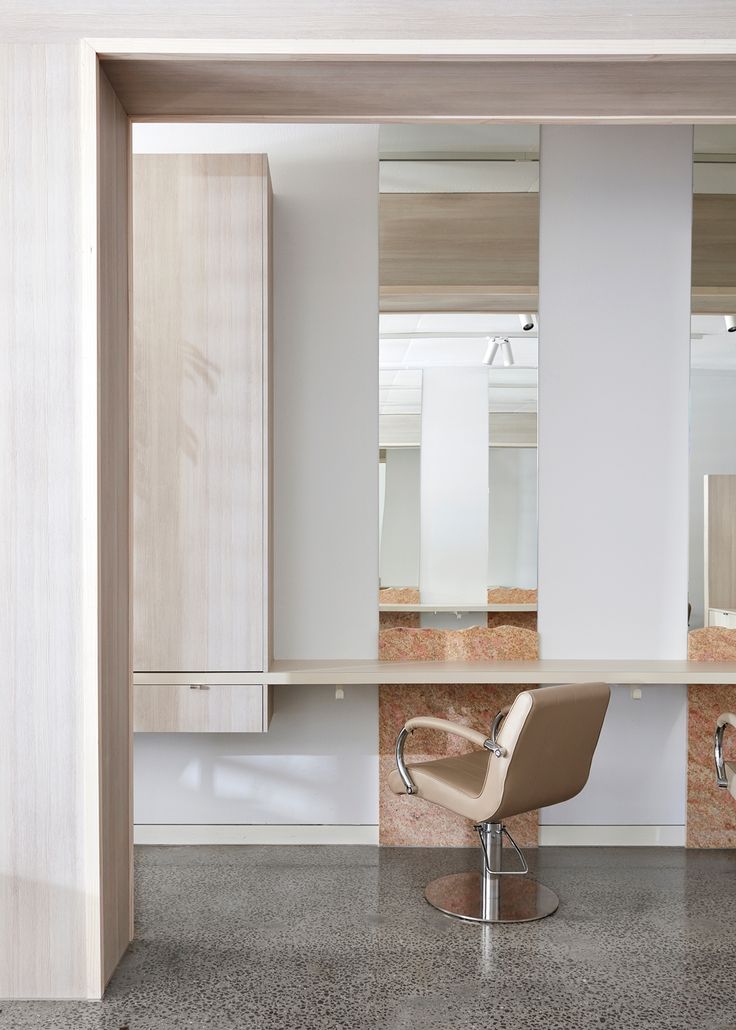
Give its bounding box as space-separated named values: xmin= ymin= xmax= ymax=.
xmin=133 ymin=154 xmax=272 ymax=728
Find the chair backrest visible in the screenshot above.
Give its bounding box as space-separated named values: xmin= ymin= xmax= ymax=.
xmin=481 ymin=682 xmax=610 ymax=823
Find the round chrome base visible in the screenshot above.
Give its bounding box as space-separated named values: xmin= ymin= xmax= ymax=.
xmin=424 ymin=872 xmax=559 ymax=924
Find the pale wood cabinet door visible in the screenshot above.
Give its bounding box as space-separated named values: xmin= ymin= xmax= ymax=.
xmin=133 ymin=684 xmax=266 ymax=733
xmin=133 ymin=154 xmax=267 ymax=672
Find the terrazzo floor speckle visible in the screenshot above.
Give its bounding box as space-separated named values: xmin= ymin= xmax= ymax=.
xmin=4 ymin=845 xmax=736 ymax=1029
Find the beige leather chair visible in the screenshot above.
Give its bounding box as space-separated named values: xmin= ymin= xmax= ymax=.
xmin=389 ymin=682 xmax=610 ymax=923
xmin=715 ymin=712 xmax=736 ymax=800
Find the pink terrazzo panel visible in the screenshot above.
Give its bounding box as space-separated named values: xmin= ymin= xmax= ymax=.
xmin=688 ymin=628 xmax=736 ymax=847
xmin=378 ymin=625 xmax=539 ymax=662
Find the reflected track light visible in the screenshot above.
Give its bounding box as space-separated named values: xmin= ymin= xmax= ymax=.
xmin=519 ymin=313 xmax=536 ymax=332
xmin=483 ymin=338 xmax=499 ymax=365
xmin=500 ymin=339 xmax=515 ymax=367
xmin=726 ymin=315 xmax=736 ymax=333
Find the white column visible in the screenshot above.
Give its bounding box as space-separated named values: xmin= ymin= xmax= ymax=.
xmin=419 ymin=367 xmax=489 ymax=605
xmin=538 ymin=126 xmax=692 ymax=659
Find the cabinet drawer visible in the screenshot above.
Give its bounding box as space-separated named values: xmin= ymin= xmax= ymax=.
xmin=707 ymin=608 xmax=736 ymax=629
xmin=134 ymin=683 xmax=267 ymax=733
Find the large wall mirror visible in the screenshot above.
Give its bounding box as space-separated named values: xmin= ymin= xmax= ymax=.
xmin=690 ymin=127 xmax=736 ymax=633
xmin=377 ymin=127 xmax=540 ymax=630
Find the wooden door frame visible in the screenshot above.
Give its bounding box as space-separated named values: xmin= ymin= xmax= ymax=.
xmin=89 ymin=37 xmax=736 ymax=993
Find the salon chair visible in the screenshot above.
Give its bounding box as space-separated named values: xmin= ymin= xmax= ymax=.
xmin=390 ymin=682 xmax=610 ymax=924
xmin=715 ymin=712 xmax=736 ymax=800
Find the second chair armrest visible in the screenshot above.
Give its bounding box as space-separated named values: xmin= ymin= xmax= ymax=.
xmin=403 ymin=716 xmax=489 ymax=749
xmin=715 ymin=712 xmax=736 ymax=787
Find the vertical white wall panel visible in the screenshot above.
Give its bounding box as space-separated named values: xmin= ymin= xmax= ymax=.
xmin=539 ymin=685 xmax=687 ymax=827
xmin=419 ymin=367 xmax=489 ymax=604
xmin=538 ymin=126 xmax=692 ymax=659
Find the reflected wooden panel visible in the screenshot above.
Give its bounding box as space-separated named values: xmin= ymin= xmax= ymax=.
xmin=706 ymin=475 xmax=736 ymax=615
xmin=380 ymin=192 xmax=736 ymax=314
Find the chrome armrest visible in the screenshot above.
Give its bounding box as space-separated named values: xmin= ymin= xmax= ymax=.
xmin=395 ymin=726 xmax=416 ymax=794
xmin=715 ymin=712 xmax=736 ymax=788
xmin=395 ymin=715 xmax=506 ymax=796
xmin=486 ymin=706 xmax=510 ymax=759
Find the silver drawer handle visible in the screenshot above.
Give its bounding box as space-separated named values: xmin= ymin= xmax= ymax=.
xmin=189 ymin=684 xmax=210 ymax=691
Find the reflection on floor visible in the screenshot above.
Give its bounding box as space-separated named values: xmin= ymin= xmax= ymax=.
xmin=5 ymin=845 xmax=736 ymax=1029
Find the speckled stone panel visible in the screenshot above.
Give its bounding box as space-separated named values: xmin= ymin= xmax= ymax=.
xmin=486 ymin=610 xmax=537 ymax=630
xmin=378 ymin=625 xmax=539 ymax=662
xmin=380 ymin=683 xmax=538 ymax=848
xmin=380 ymin=610 xmax=421 ymax=629
xmin=688 ymin=628 xmax=736 ymax=848
xmin=379 ymin=587 xmax=420 ymax=604
xmin=9 ymin=845 xmax=736 ymax=1030
xmin=487 ymin=587 xmax=537 ymax=604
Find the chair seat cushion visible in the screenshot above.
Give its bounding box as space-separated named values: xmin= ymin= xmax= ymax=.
xmin=388 ymin=750 xmax=492 ymax=821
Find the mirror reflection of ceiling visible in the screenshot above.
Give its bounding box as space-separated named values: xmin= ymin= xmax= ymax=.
xmin=378 ymin=127 xmax=736 ymax=377
xmin=379 ymin=313 xmax=538 ymax=420
xmin=378 ymin=125 xmax=736 ymax=193
xmin=691 ymin=316 xmax=736 ymax=371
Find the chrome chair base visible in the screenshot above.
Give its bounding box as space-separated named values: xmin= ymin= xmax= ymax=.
xmin=424 ymin=871 xmax=559 ymax=924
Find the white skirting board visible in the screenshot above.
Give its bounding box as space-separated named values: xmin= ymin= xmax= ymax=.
xmin=135 ymin=824 xmax=685 ymax=847
xmin=134 ymin=824 xmax=379 ymax=845
xmin=539 ymin=825 xmax=686 ymax=847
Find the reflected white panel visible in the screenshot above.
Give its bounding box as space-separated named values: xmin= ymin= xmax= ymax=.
xmin=381 ymin=449 xmax=421 ymax=588
xmin=420 ymin=367 xmax=489 ymax=604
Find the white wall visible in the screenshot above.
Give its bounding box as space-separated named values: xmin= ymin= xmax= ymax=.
xmin=539 ymin=684 xmax=687 ymax=833
xmin=689 ymin=370 xmax=736 ymax=627
xmin=134 ymin=686 xmax=377 ymax=826
xmin=132 ymin=123 xmax=379 ymax=829
xmin=380 ymin=448 xmax=420 ymax=587
xmin=538 ymin=125 xmax=692 ymax=660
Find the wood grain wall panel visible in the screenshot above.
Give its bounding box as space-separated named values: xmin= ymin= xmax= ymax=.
xmin=102 ymin=58 xmax=736 ymax=122
xmin=97 ymin=64 xmax=133 ymax=988
xmin=6 ymin=2 xmax=736 ymax=44
xmin=133 ymin=154 xmax=268 ymax=673
xmin=706 ymin=475 xmax=736 ymax=613
xmin=6 ymin=3 xmax=736 ymax=45
xmin=0 ymin=42 xmax=124 ymax=1000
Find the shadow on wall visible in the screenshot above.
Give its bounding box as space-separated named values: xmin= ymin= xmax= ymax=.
xmin=133 ymin=685 xmax=379 ymax=826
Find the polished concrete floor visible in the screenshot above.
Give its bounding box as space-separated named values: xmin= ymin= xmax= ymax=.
xmin=5 ymin=845 xmax=736 ymax=1029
